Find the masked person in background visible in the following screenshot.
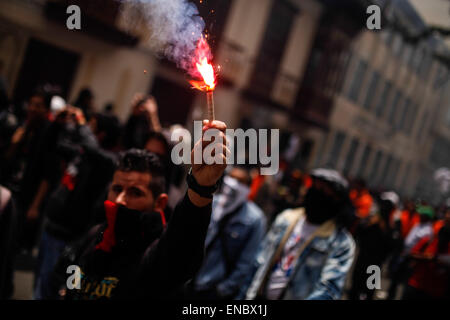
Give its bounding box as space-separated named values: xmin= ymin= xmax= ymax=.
xmin=186 ymin=166 xmax=266 ymax=300
xmin=238 ymin=168 xmax=355 ymax=300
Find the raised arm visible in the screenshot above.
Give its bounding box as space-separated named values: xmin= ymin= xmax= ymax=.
xmin=136 ymin=120 xmax=229 ymax=298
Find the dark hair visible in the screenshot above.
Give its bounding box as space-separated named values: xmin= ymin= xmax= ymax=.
xmin=145 ymin=130 xmax=170 ymax=156
xmin=75 ymin=88 xmax=93 ymax=105
xmin=30 ymin=86 xmax=55 ymax=110
xmin=93 ymin=113 xmax=121 ymax=150
xmin=116 ymin=149 xmax=166 ymax=197
xmin=230 ymin=165 xmax=252 ymax=186
xmin=353 ymin=178 xmax=367 ymax=190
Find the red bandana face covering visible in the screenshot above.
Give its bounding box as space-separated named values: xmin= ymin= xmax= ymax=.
xmin=95 ymin=201 xmax=167 ymax=253
xmin=95 ymin=200 xmax=118 ymax=253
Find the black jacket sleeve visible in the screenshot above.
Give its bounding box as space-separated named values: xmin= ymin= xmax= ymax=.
xmin=46 ymin=225 xmax=103 ymax=299
xmin=133 ymin=192 xmax=212 ymax=299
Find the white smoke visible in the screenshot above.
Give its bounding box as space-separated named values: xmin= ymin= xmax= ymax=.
xmin=120 ymin=0 xmax=208 ymax=77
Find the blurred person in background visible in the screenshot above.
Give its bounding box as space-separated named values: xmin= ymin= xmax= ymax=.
xmin=239 ymin=168 xmax=355 ymax=300
xmin=248 ymin=166 xmax=278 ymax=227
xmin=403 ymin=205 xmax=435 ymax=254
xmin=0 ymin=92 xmax=18 ymax=183
xmin=123 ymin=94 xmax=162 ymax=149
xmin=392 ymin=200 xmax=420 ymax=240
xmin=34 ymin=109 xmax=121 ymax=299
xmin=386 ymin=199 xmax=418 ymax=297
xmin=387 ymin=204 xmax=435 ymax=300
xmin=349 ymin=179 xmax=374 ymax=221
xmin=3 ymin=86 xmax=59 ymax=253
xmin=73 ymin=88 xmax=95 ymax=121
xmin=268 ymin=169 xmax=306 ymax=227
xmin=187 ymin=166 xmax=266 ymax=300
xmin=349 ymin=192 xmax=396 ymax=300
xmin=0 ymin=185 xmax=19 ymax=299
xmin=402 ymin=207 xmax=450 ymax=300
xmin=144 ymin=130 xmax=175 ymax=221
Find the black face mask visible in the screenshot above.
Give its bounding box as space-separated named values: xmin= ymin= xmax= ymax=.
xmin=96 ymin=202 xmax=164 ymax=254
xmin=303 ymin=187 xmax=338 ymax=225
xmin=114 ymin=206 xmax=164 ymax=246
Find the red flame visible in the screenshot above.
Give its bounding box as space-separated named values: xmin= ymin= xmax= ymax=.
xmin=189 ymin=37 xmax=216 ymax=91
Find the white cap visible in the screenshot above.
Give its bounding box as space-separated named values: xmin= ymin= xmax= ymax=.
xmin=380 ymin=191 xmax=399 ymax=207
xmin=50 ymin=96 xmax=66 ymax=113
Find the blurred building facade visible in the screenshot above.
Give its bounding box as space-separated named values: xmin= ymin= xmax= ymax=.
xmin=0 ymin=0 xmax=155 ymax=121
xmin=211 ymin=0 xmax=450 ymax=202
xmin=0 ymin=0 xmax=449 ymax=203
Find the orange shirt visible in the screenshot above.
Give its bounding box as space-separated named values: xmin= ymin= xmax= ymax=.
xmin=433 ymin=220 xmax=445 ymax=236
xmin=408 ymin=235 xmax=450 ymax=297
xmin=349 ymin=189 xmax=373 ymax=219
xmin=401 ymin=211 xmax=420 ymax=239
xmin=248 ymin=175 xmax=266 ymax=201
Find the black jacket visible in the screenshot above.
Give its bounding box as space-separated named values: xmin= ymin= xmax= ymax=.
xmin=48 ymin=192 xmax=212 ymax=299
xmin=44 ymin=125 xmax=117 ymax=242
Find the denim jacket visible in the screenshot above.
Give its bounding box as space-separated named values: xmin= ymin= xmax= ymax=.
xmin=193 ymin=200 xmax=266 ymax=298
xmin=238 ymin=208 xmax=355 ymax=300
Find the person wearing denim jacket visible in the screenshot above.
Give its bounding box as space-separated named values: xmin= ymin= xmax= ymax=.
xmin=238 ymin=168 xmax=356 ymax=300
xmin=189 ymin=166 xmax=267 ymax=299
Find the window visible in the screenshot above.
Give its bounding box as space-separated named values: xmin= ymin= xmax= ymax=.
xmin=412 ymin=46 xmax=424 ymax=73
xmin=369 ymin=150 xmax=383 ymax=183
xmin=197 ymin=0 xmax=233 ymax=53
xmin=416 ymin=109 xmax=429 ymax=140
xmin=397 ymin=98 xmax=410 ymax=130
xmin=387 ymin=90 xmax=402 ymax=125
xmin=381 ymin=155 xmax=393 ymax=185
xmin=405 ymin=103 xmax=418 ymax=134
xmin=347 ymin=59 xmax=368 ymax=103
xmin=419 ymin=50 xmax=432 ymax=79
xmin=313 ymin=137 xmax=327 ymax=167
xmin=392 ymin=34 xmax=403 ymax=56
xmin=382 ymin=29 xmax=394 ymax=46
xmin=343 ymin=138 xmax=359 ymax=176
xmin=356 ymin=144 xmax=372 ymax=178
xmin=249 ymin=0 xmax=297 ymax=96
xmin=431 ymin=136 xmax=450 ymax=167
xmin=386 ymin=159 xmax=400 ymax=188
xmin=402 ymin=44 xmax=413 ymax=65
xmin=375 ymin=80 xmax=392 ymax=118
xmin=399 ymin=162 xmax=410 ymax=189
xmin=339 ymin=51 xmax=353 ymax=94
xmin=434 ymin=64 xmax=448 ymax=89
xmin=447 ymin=105 xmax=450 ymax=127
xmin=326 ymin=131 xmax=346 ymax=168
xmin=363 ymin=72 xmax=380 ymax=110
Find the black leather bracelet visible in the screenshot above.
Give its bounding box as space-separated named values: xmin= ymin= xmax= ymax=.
xmin=186 ymin=168 xmax=221 ymax=199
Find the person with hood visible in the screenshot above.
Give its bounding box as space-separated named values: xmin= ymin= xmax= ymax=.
xmin=43 ymin=119 xmax=228 ymax=300
xmin=187 ymin=166 xmax=266 ymax=299
xmin=238 ymin=168 xmax=356 ymax=300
